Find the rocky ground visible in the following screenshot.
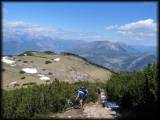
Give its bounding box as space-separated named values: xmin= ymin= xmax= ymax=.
xmin=50 ymin=89 xmax=119 ymax=119
xmin=51 ymin=102 xmax=118 ymax=119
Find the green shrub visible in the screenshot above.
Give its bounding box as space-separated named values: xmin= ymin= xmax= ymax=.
xmin=18 ymin=51 xmax=35 ymax=56
xmin=105 ymin=63 xmax=158 ymax=117
xmin=2 ymin=80 xmax=99 ymax=119
xmin=19 ymin=70 xmax=25 ymax=74
xmin=43 ymin=51 xmax=55 ymax=54
xmin=45 ymin=61 xmax=52 ymax=64
xmin=23 ymin=61 xmax=28 ymax=63
xmin=48 ymin=72 xmax=53 ymax=75
xmin=21 ymin=77 xmax=26 ymax=79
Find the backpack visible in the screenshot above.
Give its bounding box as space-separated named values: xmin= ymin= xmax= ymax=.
xmin=77 ymin=88 xmax=88 ymax=97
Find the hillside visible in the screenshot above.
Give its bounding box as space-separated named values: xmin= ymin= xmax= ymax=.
xmin=2 ymin=51 xmax=113 ymax=90
xmin=69 ymin=41 xmax=157 ymax=71
xmin=125 ymin=52 xmax=157 ymax=71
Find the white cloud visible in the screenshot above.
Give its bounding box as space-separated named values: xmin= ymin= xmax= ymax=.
xmin=105 ymin=19 xmax=157 ymax=41
xmin=3 ymin=20 xmax=105 ymax=41
xmin=118 ymin=19 xmax=157 ymax=40
xmin=118 ymin=19 xmax=156 ymax=32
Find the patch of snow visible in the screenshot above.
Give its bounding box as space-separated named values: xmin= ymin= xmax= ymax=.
xmin=39 ymin=76 xmax=50 ymax=81
xmin=37 ymin=74 xmax=50 ymax=81
xmin=54 ymin=58 xmax=60 ymax=62
xmin=2 ymin=57 xmax=15 ymax=64
xmin=9 ymin=81 xmax=17 ymax=85
xmin=24 ymin=54 xmax=27 ymax=56
xmin=22 ymin=68 xmax=37 ymax=74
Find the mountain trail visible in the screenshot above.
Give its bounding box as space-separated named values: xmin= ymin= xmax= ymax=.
xmin=51 ymin=101 xmax=116 ymax=119
xmin=51 ymin=89 xmax=118 ymax=119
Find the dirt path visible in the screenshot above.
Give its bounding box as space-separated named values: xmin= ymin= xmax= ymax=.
xmin=51 ymin=102 xmax=117 ymax=119
xmin=82 ymin=102 xmax=116 ymax=118
xmin=51 ymin=89 xmax=118 ymax=119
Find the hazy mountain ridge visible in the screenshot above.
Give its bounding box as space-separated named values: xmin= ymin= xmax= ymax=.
xmin=126 ymin=52 xmax=157 ymax=71
xmin=68 ymin=41 xmax=157 ymax=71
xmin=3 ymin=29 xmax=157 ymax=71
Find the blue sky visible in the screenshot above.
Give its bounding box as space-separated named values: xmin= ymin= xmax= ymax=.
xmin=3 ymin=2 xmax=158 ymax=46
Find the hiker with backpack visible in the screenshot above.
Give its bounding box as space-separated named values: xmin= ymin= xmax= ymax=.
xmin=75 ymin=86 xmax=88 ymax=110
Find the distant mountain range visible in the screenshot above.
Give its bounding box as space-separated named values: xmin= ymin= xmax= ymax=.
xmin=3 ymin=38 xmax=86 ymax=55
xmin=3 ymin=29 xmax=157 ymax=72
xmin=68 ymin=41 xmax=157 ymax=71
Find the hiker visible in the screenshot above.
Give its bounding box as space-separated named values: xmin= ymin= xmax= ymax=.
xmin=75 ymin=86 xmax=88 ymax=110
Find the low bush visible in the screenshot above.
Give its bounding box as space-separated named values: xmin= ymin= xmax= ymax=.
xmin=23 ymin=61 xmax=28 ymax=63
xmin=2 ymin=80 xmax=100 ymax=119
xmin=19 ymin=70 xmax=25 ymax=74
xmin=21 ymin=77 xmax=26 ymax=79
xmin=45 ymin=61 xmax=52 ymax=64
xmin=18 ymin=51 xmax=35 ymax=56
xmin=48 ymin=72 xmax=53 ymax=75
xmin=43 ymin=51 xmax=55 ymax=54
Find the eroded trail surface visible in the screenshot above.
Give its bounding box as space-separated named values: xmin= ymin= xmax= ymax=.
xmin=51 ymin=102 xmax=117 ymax=119
xmin=82 ymin=102 xmax=117 ymax=119
xmin=51 ymin=88 xmax=119 ymax=119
